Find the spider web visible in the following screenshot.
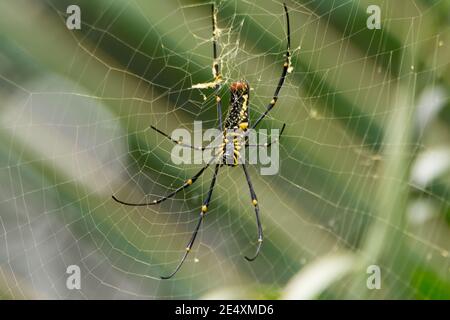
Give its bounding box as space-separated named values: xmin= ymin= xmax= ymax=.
xmin=0 ymin=0 xmax=449 ymax=299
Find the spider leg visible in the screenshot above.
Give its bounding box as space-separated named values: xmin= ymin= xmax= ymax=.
xmin=241 ymin=164 xmax=262 ymax=261
xmin=112 ymin=163 xmax=211 ymax=206
xmin=161 ymin=163 xmax=220 ymax=279
xmin=211 ymin=4 xmax=223 ymax=130
xmin=212 ymin=4 xmax=220 ymax=81
xmin=246 ymin=123 xmax=286 ymax=148
xmin=150 ymin=125 xmax=208 ymax=151
xmin=251 ymin=3 xmax=291 ymax=130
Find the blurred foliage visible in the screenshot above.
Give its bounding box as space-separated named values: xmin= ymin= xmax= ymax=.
xmin=0 ymin=0 xmax=449 ymax=299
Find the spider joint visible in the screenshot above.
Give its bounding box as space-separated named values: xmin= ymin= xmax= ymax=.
xmin=239 ymin=122 xmax=248 ymax=130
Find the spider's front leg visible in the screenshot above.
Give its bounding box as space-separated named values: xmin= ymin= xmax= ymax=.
xmin=150 ymin=125 xmax=208 ymax=151
xmin=211 ymin=4 xmax=223 ymax=130
xmin=252 ymin=3 xmax=292 ymax=130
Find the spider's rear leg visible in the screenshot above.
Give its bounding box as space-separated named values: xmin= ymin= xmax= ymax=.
xmin=241 ymin=164 xmax=263 ymax=261
xmin=160 ymin=163 xmax=220 ymax=279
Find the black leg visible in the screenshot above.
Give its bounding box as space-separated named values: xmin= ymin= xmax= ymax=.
xmin=246 ymin=123 xmax=286 ymax=148
xmin=212 ymin=4 xmax=223 ymax=130
xmin=150 ymin=125 xmax=207 ymax=150
xmin=212 ymin=4 xmax=219 ymax=80
xmin=241 ymin=164 xmax=263 ymax=261
xmin=112 ymin=164 xmax=210 ymax=206
xmin=161 ymin=163 xmax=220 ymax=279
xmin=252 ymin=3 xmax=291 ymax=129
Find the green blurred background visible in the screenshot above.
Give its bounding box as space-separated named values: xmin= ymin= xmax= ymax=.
xmin=0 ymin=0 xmax=449 ymax=299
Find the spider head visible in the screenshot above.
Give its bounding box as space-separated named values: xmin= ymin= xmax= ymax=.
xmin=230 ymin=81 xmax=249 ymax=95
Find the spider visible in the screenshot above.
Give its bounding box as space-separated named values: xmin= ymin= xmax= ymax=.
xmin=112 ymin=3 xmax=291 ymax=279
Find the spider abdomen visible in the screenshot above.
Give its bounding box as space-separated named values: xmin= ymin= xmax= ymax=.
xmin=221 ymin=130 xmax=245 ymax=166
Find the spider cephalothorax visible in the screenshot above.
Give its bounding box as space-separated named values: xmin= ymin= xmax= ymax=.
xmin=112 ymin=3 xmax=292 ymax=279
xmin=221 ymin=81 xmax=250 ymax=166
xmin=225 ymin=81 xmax=250 ymax=130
